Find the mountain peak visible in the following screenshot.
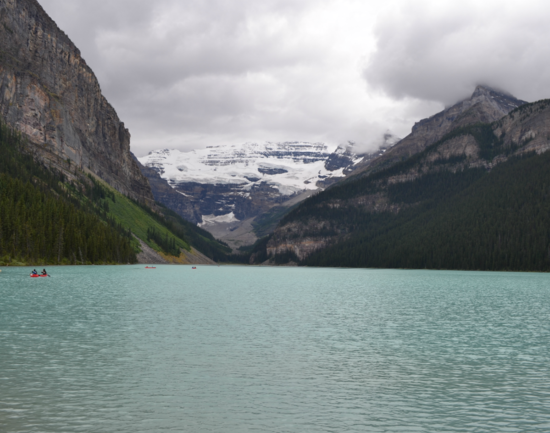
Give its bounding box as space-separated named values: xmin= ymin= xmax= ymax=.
xmin=354 ymin=85 xmax=528 ymax=176
xmin=469 ymin=85 xmax=525 ymax=108
xmin=472 ymin=84 xmax=501 ymax=97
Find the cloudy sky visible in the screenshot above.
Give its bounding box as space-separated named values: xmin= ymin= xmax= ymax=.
xmin=40 ymin=0 xmax=550 ymax=156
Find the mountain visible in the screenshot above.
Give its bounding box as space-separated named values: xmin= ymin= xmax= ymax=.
xmin=0 ymin=0 xmax=233 ymax=265
xmin=138 ymin=140 xmax=400 ymax=249
xmin=351 ymin=85 xmax=526 ymax=177
xmin=0 ymin=121 xmax=138 ymax=265
xmin=0 ymin=0 xmax=154 ymax=205
xmin=255 ymin=88 xmax=550 ymax=271
xmin=139 ymin=142 xmax=360 ymax=222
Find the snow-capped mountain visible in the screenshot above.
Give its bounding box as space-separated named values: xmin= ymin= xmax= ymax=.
xmin=138 ymin=138 xmax=398 ymax=249
xmin=140 ymin=141 xmax=363 ymax=198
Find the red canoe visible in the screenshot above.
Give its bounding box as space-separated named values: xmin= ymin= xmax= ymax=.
xmin=30 ymin=274 xmax=48 ymax=278
xmin=145 ymin=266 xmax=156 ymax=269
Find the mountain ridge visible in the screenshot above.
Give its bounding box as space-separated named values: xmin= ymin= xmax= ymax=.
xmin=350 ymin=85 xmax=527 ymax=178
xmin=257 ymin=87 xmax=550 ymax=267
xmin=138 ymin=137 xmax=398 ymax=250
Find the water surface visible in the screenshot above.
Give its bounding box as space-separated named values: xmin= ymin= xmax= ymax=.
xmin=1 ymin=266 xmax=549 ymax=432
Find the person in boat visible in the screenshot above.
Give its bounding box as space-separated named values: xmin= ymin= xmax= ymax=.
xmin=31 ymin=269 xmax=38 ymax=275
xmin=41 ymin=269 xmax=47 ymax=276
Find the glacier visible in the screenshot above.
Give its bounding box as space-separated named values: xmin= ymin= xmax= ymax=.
xmin=139 ymin=141 xmax=363 ymax=197
xmin=137 ymin=138 xmax=399 ymax=250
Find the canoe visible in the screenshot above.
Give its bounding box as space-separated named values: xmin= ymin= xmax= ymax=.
xmin=30 ymin=274 xmax=48 ymax=278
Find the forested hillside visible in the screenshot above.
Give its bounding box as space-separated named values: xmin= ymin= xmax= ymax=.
xmin=0 ymin=121 xmax=236 ymax=265
xmin=0 ymin=122 xmax=136 ymax=265
xmin=304 ymin=152 xmax=550 ymax=271
xmin=252 ymin=98 xmax=550 ymax=271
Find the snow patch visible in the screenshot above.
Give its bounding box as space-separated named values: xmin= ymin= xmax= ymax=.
xmin=139 ymin=141 xmax=363 ymax=197
xmin=198 ymin=212 xmax=240 ymax=227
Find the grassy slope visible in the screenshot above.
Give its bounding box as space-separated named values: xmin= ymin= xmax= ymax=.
xmin=98 ymin=180 xmax=239 ymax=262
xmin=100 ymin=182 xmax=191 ymax=254
xmin=154 ymin=203 xmax=233 ymax=260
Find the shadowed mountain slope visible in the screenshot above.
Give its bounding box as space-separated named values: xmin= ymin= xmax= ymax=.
xmin=254 ymin=92 xmax=550 ymax=270
xmin=351 ymin=85 xmax=526 ymax=177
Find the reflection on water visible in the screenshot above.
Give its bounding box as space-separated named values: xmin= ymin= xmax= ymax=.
xmin=1 ymin=266 xmax=550 ymax=432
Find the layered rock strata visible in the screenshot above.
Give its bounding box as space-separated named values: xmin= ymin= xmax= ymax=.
xmin=352 ymin=86 xmax=526 ymax=176
xmin=0 ymin=0 xmax=154 ymax=205
xmin=266 ymin=90 xmax=550 ymax=262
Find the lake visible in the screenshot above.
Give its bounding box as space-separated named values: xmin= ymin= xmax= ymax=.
xmin=1 ymin=265 xmax=549 ymax=432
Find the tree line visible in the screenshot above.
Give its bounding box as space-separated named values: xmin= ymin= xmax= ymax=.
xmin=304 ymin=151 xmax=550 ymax=271
xmin=0 ymin=120 xmax=136 ymax=265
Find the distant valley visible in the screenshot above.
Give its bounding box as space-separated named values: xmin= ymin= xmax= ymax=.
xmin=138 ymin=137 xmax=398 ymax=249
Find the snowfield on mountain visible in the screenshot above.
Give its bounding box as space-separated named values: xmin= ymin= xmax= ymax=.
xmin=139 ymin=141 xmax=363 ymax=196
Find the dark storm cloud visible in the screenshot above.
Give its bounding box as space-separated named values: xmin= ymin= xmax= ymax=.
xmin=365 ymin=0 xmax=550 ymax=106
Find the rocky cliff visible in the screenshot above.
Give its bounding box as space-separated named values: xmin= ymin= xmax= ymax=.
xmin=0 ymin=0 xmax=154 ymax=205
xmin=352 ymin=86 xmax=526 ymax=177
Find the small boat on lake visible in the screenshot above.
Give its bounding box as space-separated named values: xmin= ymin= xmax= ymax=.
xmin=145 ymin=266 xmax=156 ymax=269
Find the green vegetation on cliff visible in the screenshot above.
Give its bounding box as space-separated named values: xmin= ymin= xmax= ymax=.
xmin=93 ymin=181 xmax=190 ymax=256
xmin=0 ymin=119 xmax=239 ymax=265
xmin=0 ymin=122 xmax=136 ymax=265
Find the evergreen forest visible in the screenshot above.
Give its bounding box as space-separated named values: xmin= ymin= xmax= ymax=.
xmin=301 ymin=152 xmax=550 ymax=271
xmin=0 ymin=119 xmax=244 ymax=266
xmin=0 ymin=122 xmax=136 ymax=265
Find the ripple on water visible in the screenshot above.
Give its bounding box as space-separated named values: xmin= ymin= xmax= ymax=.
xmin=1 ymin=266 xmax=550 ymax=432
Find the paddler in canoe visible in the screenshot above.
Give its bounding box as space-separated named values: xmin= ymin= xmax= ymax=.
xmin=30 ymin=269 xmax=49 ymax=277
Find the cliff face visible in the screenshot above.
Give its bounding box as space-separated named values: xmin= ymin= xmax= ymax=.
xmin=0 ymin=0 xmax=154 ymax=205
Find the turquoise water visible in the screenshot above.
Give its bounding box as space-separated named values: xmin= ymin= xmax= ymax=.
xmin=1 ymin=265 xmax=550 ymax=432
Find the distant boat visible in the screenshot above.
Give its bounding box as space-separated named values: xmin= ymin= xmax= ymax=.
xmin=192 ymin=267 xmax=197 ymax=269
xmin=145 ymin=266 xmax=156 ymax=269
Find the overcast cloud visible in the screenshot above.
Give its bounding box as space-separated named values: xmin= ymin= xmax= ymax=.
xmin=39 ymin=0 xmax=550 ymax=155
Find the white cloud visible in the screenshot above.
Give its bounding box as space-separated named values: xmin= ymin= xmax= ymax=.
xmin=38 ymin=0 xmax=550 ymax=156
xmin=365 ymin=0 xmax=550 ymax=105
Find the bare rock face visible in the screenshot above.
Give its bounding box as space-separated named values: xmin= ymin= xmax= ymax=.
xmin=135 ymin=156 xmax=201 ymax=222
xmin=0 ymin=0 xmax=154 ymax=205
xmin=354 ymin=85 xmax=526 ymax=175
xmin=266 ymin=220 xmax=333 ymax=260
xmin=494 ymin=100 xmax=550 ymax=156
